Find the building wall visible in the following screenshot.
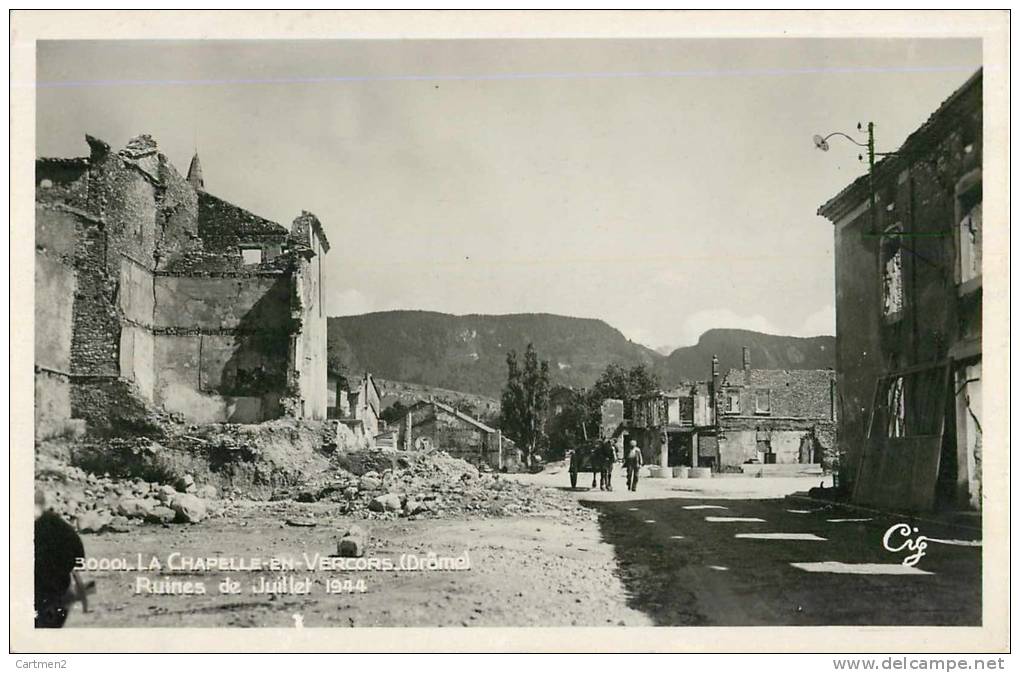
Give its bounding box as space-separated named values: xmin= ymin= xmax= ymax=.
xmin=34 ymin=206 xmax=78 ymax=438
xmin=820 ymin=73 xmax=983 ymax=510
xmin=718 ymin=430 xmax=757 ymax=467
xmin=717 ymin=415 xmax=835 ymax=468
xmin=697 ymin=434 xmax=719 ymax=467
xmin=398 ymin=403 xmax=508 ymax=470
xmin=326 ymin=373 xmax=339 ymax=411
xmin=831 ymin=203 xmax=887 ymax=489
xmin=718 ymin=429 xmax=816 ymax=466
xmin=723 ymin=369 xmax=835 ymax=419
xmin=291 ymin=229 xmax=328 ymax=420
xmin=150 ymin=274 xmax=292 ymax=423
xmin=35 ymin=134 xmax=330 ymax=430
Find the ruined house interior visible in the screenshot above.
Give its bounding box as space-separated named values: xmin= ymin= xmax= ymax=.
xmin=35 ymin=134 xmax=330 ymax=438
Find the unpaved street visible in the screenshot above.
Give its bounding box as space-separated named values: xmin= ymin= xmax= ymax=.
xmin=70 ymin=499 xmax=652 ymax=628
xmin=65 ymin=472 xmax=980 ymax=628
xmin=519 ymin=469 xmax=981 ymax=626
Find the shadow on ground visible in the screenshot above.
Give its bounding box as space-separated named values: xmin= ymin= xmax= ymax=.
xmin=581 ymin=494 xmax=982 ymax=627
xmin=581 ymin=497 xmax=708 ymax=626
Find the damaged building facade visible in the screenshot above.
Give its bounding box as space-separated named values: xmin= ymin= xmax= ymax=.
xmin=818 ymin=70 xmax=983 ymax=512
xmin=627 ymin=349 xmax=835 ymax=473
xmin=332 ymin=372 xmax=384 ymax=449
xmin=395 ymin=399 xmax=521 ymax=472
xmin=35 ymin=134 xmax=330 ymax=436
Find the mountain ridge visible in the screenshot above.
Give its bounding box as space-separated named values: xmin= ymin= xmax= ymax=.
xmin=328 ymin=311 xmax=833 ymax=398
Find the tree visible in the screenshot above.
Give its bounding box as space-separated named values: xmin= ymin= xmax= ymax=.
xmin=591 ymin=363 xmax=661 ymax=419
xmin=544 ymin=363 xmax=661 ymax=459
xmin=379 ymin=400 xmax=409 ymax=425
xmin=500 ymin=343 xmax=550 ymax=468
xmin=545 ymin=387 xmax=598 ymax=460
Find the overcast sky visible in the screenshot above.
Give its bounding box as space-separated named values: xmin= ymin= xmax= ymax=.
xmin=36 ymin=39 xmax=981 ymax=350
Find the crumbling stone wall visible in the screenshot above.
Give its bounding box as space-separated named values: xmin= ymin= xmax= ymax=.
xmin=197 ymin=192 xmax=288 ymax=259
xmin=153 ymin=151 xmax=201 ymax=268
xmin=35 ymin=133 xmax=330 ymax=432
xmin=400 ymin=403 xmax=505 ymax=470
xmin=722 ymin=368 xmax=835 ymax=419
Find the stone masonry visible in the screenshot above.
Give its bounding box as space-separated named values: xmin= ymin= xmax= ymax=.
xmin=35 ymin=134 xmax=330 ymax=434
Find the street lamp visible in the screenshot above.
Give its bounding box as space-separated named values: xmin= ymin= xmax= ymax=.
xmin=813 ymin=131 xmax=866 ymax=153
xmin=814 ymin=121 xmax=898 ymax=163
xmin=814 ymin=122 xmax=914 ymax=239
xmin=816 ymin=123 xmax=948 ymax=245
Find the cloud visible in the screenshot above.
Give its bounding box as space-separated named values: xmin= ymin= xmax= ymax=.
xmin=800 ymin=304 xmax=836 ymax=337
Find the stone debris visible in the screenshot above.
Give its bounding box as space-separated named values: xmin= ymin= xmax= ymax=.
xmin=170 ymin=493 xmax=207 ymax=523
xmin=176 ymin=474 xmax=196 ymax=494
xmin=146 ymin=506 xmax=177 ymax=525
xmin=369 ymin=493 xmax=403 ymax=512
xmin=34 ymin=453 xmax=222 ymax=532
xmin=275 ymin=450 xmax=594 ymax=522
xmin=337 ymin=524 xmax=367 ymax=558
xmin=35 ymin=443 xmax=595 ymax=533
xmin=75 ymin=510 xmax=113 ymax=534
xmin=285 ymin=517 xmax=317 ymax=527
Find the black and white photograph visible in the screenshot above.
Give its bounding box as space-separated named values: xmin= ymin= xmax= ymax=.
xmin=10 ymin=10 xmax=1010 ymax=655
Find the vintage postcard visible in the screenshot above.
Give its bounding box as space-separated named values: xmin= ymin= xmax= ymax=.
xmin=9 ymin=10 xmax=1010 ymax=655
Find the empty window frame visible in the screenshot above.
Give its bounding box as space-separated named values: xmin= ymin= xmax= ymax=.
xmin=869 ymin=365 xmax=948 ymax=440
xmin=241 ymin=247 xmax=264 ymax=265
xmin=956 ymin=172 xmax=982 ymax=291
xmin=754 ymin=389 xmax=771 ymax=414
xmin=725 ymin=390 xmax=741 ymax=414
xmin=881 ymin=223 xmax=905 ymax=320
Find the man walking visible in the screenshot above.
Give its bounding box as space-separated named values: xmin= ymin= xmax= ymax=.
xmin=625 ymin=440 xmax=643 ymax=492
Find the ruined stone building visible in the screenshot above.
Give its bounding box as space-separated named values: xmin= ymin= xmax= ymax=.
xmin=35 ymin=134 xmax=330 ymax=437
xmin=395 ymin=399 xmax=521 ymax=472
xmin=333 ymin=373 xmax=382 ymax=444
xmin=627 ymin=349 xmax=835 ymax=473
xmin=712 ymin=353 xmax=836 ymax=472
xmin=818 ymin=70 xmax=983 ymax=511
xmin=627 ymin=384 xmax=707 ymax=469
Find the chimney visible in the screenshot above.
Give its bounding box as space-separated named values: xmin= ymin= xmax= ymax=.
xmin=711 ymin=354 xmax=720 ymax=431
xmin=742 ymin=347 xmax=751 ymax=371
xmin=187 ymin=152 xmax=204 ymax=191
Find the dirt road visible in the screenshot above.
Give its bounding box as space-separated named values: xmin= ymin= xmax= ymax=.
xmin=60 ymin=470 xmax=979 ymax=628
xmin=68 ymin=499 xmax=652 ymax=628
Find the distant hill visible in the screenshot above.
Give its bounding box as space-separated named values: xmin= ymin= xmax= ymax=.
xmin=657 ymin=329 xmax=835 ymax=383
xmin=328 ymin=311 xmax=659 ymax=398
xmin=327 ymin=311 xmax=834 ymax=398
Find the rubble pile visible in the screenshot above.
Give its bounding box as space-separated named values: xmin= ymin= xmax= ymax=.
xmin=34 ymin=439 xmax=592 ymax=533
xmin=35 ymin=454 xmax=224 ymax=534
xmin=278 ymin=450 xmax=592 ymax=522
xmin=66 ymin=419 xmax=338 ymax=500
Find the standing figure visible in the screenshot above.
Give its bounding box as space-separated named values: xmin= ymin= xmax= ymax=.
xmin=599 ymin=438 xmax=617 ymax=491
xmin=34 ymin=491 xmax=91 ymax=627
xmin=625 ymin=440 xmax=644 ymax=492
